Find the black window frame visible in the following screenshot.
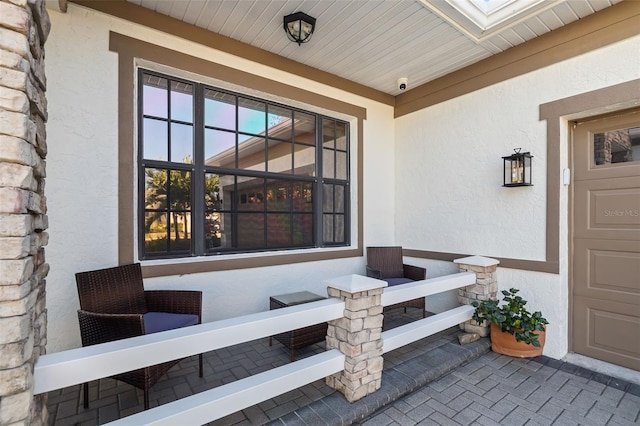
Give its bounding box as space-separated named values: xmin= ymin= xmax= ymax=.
xmin=137 ymin=69 xmax=350 ymax=260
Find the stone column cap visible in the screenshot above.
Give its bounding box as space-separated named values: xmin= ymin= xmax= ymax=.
xmin=454 ymin=256 xmax=500 ymax=267
xmin=324 ymin=274 xmax=387 ymax=293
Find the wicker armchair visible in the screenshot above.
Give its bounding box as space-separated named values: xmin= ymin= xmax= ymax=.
xmin=366 ymin=246 xmax=427 ymax=317
xmin=75 ymin=263 xmax=203 ymax=410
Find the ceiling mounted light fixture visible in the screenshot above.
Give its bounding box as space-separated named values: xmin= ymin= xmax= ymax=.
xmin=283 ymin=12 xmax=316 ymax=46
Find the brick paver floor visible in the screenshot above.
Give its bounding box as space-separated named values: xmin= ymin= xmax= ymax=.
xmin=358 ymin=352 xmax=640 ymax=426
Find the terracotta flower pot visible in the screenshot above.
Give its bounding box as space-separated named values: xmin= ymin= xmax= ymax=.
xmin=490 ymin=322 xmax=546 ymax=358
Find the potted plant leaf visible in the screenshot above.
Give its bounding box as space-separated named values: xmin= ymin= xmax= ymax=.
xmin=472 ymin=288 xmax=549 ymax=357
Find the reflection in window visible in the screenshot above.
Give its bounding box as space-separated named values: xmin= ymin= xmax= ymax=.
xmin=205 ymin=90 xmax=235 ymax=130
xmin=268 ymin=105 xmax=292 ymax=138
xmin=205 ymin=129 xmax=235 ymax=167
xmin=322 ymin=182 xmax=347 ymax=244
xmin=143 ymin=168 xmax=192 ymax=255
xmin=294 ymin=112 xmax=316 ymax=144
xmin=239 ymin=98 xmax=266 ymax=135
xmin=139 ymin=69 xmax=349 ymax=259
xmin=204 ymin=173 xmax=226 ymax=250
xmin=141 ymin=74 xmax=193 ymax=164
xmin=594 ymin=127 xmax=640 ymax=165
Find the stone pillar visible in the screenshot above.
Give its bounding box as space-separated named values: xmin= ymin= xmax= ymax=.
xmin=324 ymin=274 xmax=386 ymax=402
xmin=0 ymin=1 xmax=50 ymax=425
xmin=454 ymin=256 xmax=499 ymax=337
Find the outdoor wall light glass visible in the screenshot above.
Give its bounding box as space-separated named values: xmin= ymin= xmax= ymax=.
xmin=283 ymin=12 xmax=316 ymax=45
xmin=502 ymin=148 xmax=533 ymax=187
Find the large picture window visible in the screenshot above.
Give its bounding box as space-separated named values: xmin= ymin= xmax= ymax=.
xmin=138 ymin=69 xmax=350 ymax=259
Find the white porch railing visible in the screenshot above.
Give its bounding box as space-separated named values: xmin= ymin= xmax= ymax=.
xmin=34 ymin=271 xmax=477 ymax=425
xmin=381 ymin=272 xmax=476 ymax=352
xmin=34 ymin=297 xmax=344 ymax=394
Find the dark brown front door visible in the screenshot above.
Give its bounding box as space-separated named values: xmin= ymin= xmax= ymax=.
xmin=572 ymin=110 xmax=640 ymax=371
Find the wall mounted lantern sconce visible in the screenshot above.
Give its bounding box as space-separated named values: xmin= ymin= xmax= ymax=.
xmin=283 ymin=12 xmax=316 ymax=45
xmin=502 ymin=148 xmax=533 ymax=187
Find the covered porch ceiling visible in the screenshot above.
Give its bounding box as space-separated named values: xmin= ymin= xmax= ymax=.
xmin=66 ymin=0 xmax=623 ymax=96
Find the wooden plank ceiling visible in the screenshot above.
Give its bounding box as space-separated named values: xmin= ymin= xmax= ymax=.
xmin=125 ymin=0 xmax=622 ymax=95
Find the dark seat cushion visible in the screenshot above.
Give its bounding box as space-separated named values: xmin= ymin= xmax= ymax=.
xmin=385 ymin=277 xmax=414 ymax=286
xmin=143 ymin=312 xmax=199 ymax=334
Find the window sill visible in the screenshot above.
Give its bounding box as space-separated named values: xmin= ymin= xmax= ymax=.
xmin=140 ymin=246 xmax=362 ymax=278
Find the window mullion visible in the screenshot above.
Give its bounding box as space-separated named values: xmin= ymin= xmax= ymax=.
xmin=137 ymin=69 xmax=146 ymax=259
xmin=315 ymin=115 xmax=323 ymax=247
xmin=193 ymin=84 xmax=205 ymax=256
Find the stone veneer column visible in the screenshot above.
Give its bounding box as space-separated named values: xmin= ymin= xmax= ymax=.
xmin=0 ymin=1 xmax=50 ymax=424
xmin=324 ymin=274 xmax=386 ymax=402
xmin=454 ymin=256 xmax=499 ymax=337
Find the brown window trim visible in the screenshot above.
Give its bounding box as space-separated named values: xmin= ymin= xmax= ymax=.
xmin=109 ymin=32 xmax=365 ymax=278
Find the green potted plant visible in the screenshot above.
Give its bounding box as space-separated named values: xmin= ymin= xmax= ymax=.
xmin=472 ymin=288 xmax=549 ymax=357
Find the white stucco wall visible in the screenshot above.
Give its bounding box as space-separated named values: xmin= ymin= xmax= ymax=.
xmin=43 ymin=4 xmax=640 ymax=359
xmin=395 ymin=35 xmax=640 ymax=358
xmin=44 ymin=4 xmax=396 ymax=352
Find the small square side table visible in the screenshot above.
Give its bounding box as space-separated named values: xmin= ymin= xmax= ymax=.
xmin=269 ymin=291 xmax=328 ymax=361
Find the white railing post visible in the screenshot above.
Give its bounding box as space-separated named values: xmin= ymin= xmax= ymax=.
xmin=324 ymin=274 xmax=387 ymax=402
xmin=454 ymin=256 xmax=500 ymax=336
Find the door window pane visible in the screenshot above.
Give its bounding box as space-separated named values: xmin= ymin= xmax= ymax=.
xmin=594 ymin=127 xmax=640 ymax=165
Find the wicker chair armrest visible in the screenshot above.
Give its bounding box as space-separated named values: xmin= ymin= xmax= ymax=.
xmin=77 ymin=310 xmax=144 ymax=347
xmin=403 ymin=264 xmax=426 ymax=281
xmin=145 ymin=290 xmax=202 ymax=319
xmin=365 ymin=266 xmax=383 ymax=279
